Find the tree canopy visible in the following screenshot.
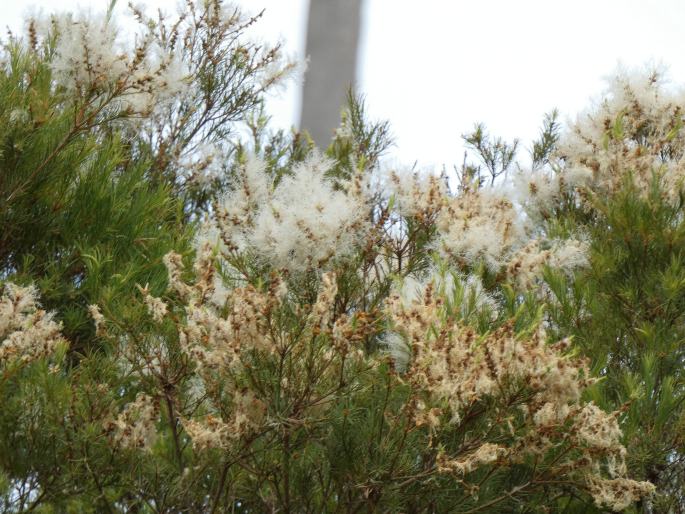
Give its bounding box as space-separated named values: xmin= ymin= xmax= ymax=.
xmin=0 ymin=2 xmax=681 ymax=512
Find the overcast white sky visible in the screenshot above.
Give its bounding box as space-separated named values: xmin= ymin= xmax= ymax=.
xmin=6 ymin=0 xmax=685 ymax=171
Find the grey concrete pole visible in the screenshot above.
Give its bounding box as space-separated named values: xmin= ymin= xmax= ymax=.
xmin=300 ymin=0 xmax=362 ymax=147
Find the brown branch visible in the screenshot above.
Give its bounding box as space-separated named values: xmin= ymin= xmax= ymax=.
xmin=164 ymin=389 xmax=184 ymax=471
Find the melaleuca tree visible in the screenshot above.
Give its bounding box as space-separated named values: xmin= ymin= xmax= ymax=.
xmin=0 ymin=2 xmax=664 ymax=512
xmin=55 ymin=92 xmax=651 ymax=511
xmin=519 ymin=70 xmax=685 ymax=513
xmin=0 ymin=0 xmax=294 ymax=510
xmin=0 ymin=11 xmax=192 ymax=513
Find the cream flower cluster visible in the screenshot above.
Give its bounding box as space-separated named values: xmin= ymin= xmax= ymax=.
xmin=0 ymin=283 xmax=65 ymax=365
xmin=104 ymin=393 xmax=159 ymax=452
xmin=386 ymin=275 xmax=655 ymax=510
xmin=181 ymin=390 xmax=266 ymax=450
xmin=382 ymin=167 xmax=589 ymax=289
xmin=382 ymin=168 xmax=447 ymax=221
xmin=587 ymin=476 xmax=657 ymax=512
xmin=435 ymin=186 xmax=527 ymax=271
xmin=557 ymin=68 xmax=685 ymax=203
xmin=150 ymin=248 xmax=368 ymax=451
xmin=161 ymin=243 xmax=284 ymax=374
xmin=506 ymin=238 xmax=589 ymax=289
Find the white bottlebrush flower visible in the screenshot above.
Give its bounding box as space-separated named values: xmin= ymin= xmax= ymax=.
xmin=574 ymin=402 xmax=622 ymax=450
xmin=437 ymin=443 xmax=508 ymax=475
xmin=178 ymin=143 xmax=223 ymax=190
xmin=88 ymin=304 xmax=106 ymax=337
xmin=43 ymin=8 xmax=189 ymax=114
xmin=435 ymin=186 xmax=528 ymax=271
xmin=548 ymin=238 xmax=590 ymax=272
xmin=49 ymin=12 xmax=127 ymax=94
xmin=216 ymin=154 xmax=270 ymax=253
xmin=0 ymin=283 xmax=66 ymax=365
xmin=258 ymin=48 xmax=305 ymax=92
xmin=148 ymin=47 xmax=190 ymax=101
xmin=561 ymin=166 xmax=594 ymax=190
xmin=586 ymin=476 xmax=656 ymax=512
xmin=506 ymin=238 xmax=589 ymax=290
xmin=192 ymin=228 xmax=238 ymax=308
xmin=249 ymin=157 xmax=362 ymax=269
xmin=382 ymin=163 xmax=588 ymax=292
xmin=121 ymin=43 xmax=190 ymax=114
xmin=382 ymin=167 xmax=446 ymax=220
xmin=512 ymin=169 xmax=561 ymax=216
xmin=556 ymin=66 xmax=685 ymax=203
xmin=193 ymin=223 xmax=225 ymax=256
xmin=385 ymin=268 xmax=498 ymax=371
xmin=137 ymin=285 xmax=168 ymax=323
xmin=218 ymin=151 xmax=368 ymax=272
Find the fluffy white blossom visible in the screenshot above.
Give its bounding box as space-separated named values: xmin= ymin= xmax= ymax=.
xmin=437 ymin=443 xmax=508 ymax=475
xmin=383 ymin=167 xmax=447 ymax=220
xmin=182 ymin=387 xmax=266 ymax=450
xmin=557 ymin=67 xmax=685 ymax=202
xmin=435 ymin=186 xmax=527 ymax=271
xmin=257 ymin=49 xmax=306 ymax=92
xmin=216 ymin=154 xmax=270 ymax=252
xmin=49 ymin=12 xmax=126 ymax=92
xmin=512 ymin=169 xmax=561 ymax=216
xmin=386 ymin=276 xmax=652 ymax=506
xmin=44 ymin=9 xmax=189 ymax=113
xmin=218 ymin=152 xmax=369 ymax=272
xmin=137 ymin=285 xmax=168 ymax=323
xmin=507 ymin=238 xmax=589 ymax=289
xmin=586 ymin=476 xmax=656 ymax=512
xmin=88 ymin=304 xmax=106 ymax=337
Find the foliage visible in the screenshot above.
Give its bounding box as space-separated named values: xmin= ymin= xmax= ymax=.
xmin=541 ymin=70 xmax=685 ymax=513
xmin=0 ymin=3 xmax=677 ymax=513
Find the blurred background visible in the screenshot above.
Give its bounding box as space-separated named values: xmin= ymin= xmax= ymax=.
xmin=6 ymin=0 xmax=685 ymax=170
